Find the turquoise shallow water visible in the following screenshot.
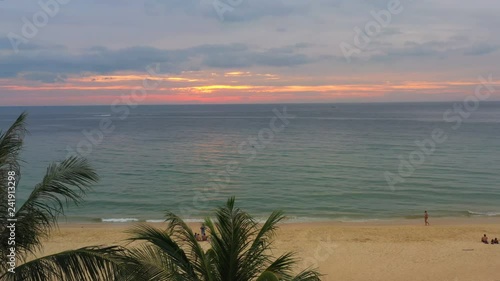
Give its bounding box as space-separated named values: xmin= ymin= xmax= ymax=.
xmin=1 ymin=103 xmax=500 ymax=223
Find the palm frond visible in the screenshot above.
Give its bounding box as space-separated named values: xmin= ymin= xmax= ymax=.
xmin=8 ymin=157 xmax=98 ymax=261
xmin=124 ymin=197 xmax=323 ymax=281
xmin=256 ymin=271 xmax=280 ymax=281
xmin=0 ymin=114 xmax=140 ymax=281
xmin=126 ymin=224 xmax=199 ymax=280
xmin=264 ymin=252 xmax=297 ymax=279
xmin=119 ymin=243 xmax=178 ymax=281
xmin=0 ymin=113 xmax=28 ymax=255
xmin=207 ymin=197 xmax=274 ymax=281
xmin=0 ymin=112 xmax=27 ymax=172
xmin=165 ymin=212 xmax=213 ymax=278
xmin=0 ymin=246 xmax=127 ymax=281
xmin=289 ymin=269 xmax=323 ymax=281
xmin=255 ymin=271 xmax=280 ymax=281
xmin=240 ymin=210 xmax=286 ymax=276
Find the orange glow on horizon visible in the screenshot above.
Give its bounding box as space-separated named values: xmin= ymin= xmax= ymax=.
xmin=188 ymin=85 xmax=258 ymax=93
xmin=2 ymin=71 xmax=499 ymax=105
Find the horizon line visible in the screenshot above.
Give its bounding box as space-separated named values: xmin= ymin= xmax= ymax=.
xmin=2 ymin=100 xmax=500 ymax=108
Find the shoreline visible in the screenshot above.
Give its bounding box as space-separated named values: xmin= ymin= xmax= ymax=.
xmin=56 ymin=216 xmax=500 ymax=227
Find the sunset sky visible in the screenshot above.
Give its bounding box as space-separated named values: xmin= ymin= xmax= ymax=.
xmin=1 ymin=0 xmax=500 ymax=105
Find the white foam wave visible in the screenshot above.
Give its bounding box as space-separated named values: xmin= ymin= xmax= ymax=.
xmin=145 ymin=219 xmax=165 ymax=223
xmin=101 ymin=218 xmax=139 ymax=223
xmin=467 ymin=211 xmax=500 ymax=217
xmin=182 ymin=218 xmax=205 ymax=223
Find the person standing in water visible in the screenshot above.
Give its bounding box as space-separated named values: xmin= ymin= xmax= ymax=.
xmin=424 ymin=210 xmax=430 ymax=226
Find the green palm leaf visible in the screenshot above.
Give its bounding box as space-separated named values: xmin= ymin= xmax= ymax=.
xmin=0 ymin=246 xmax=126 ymax=281
xmin=0 ymin=113 xmax=127 ymax=281
xmin=126 ymin=224 xmax=200 ymax=281
xmin=123 ymin=197 xmax=323 ymax=281
xmin=256 ymin=271 xmax=280 ymax=281
xmin=11 ymin=156 xmax=99 ymax=261
xmin=0 ymin=112 xmax=27 ymax=173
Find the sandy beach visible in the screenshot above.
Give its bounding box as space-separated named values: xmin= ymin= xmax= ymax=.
xmin=33 ymin=218 xmax=500 ymax=281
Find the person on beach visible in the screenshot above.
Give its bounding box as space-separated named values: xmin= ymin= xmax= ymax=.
xmin=424 ymin=211 xmax=429 ymax=226
xmin=200 ymin=223 xmax=208 ymax=241
xmin=482 ymin=234 xmax=489 ymax=244
xmin=492 ymin=238 xmax=498 ymax=244
xmin=200 ymin=223 xmax=206 ymax=236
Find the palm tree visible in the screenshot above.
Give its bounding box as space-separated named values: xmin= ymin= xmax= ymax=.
xmin=0 ymin=113 xmax=125 ymax=280
xmin=124 ymin=197 xmax=322 ymax=281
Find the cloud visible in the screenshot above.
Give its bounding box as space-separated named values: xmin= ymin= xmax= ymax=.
xmin=0 ymin=37 xmax=40 ymax=51
xmin=0 ymin=40 xmax=317 ymax=79
xmin=219 ymin=0 xmax=308 ymax=22
xmin=3 ymin=0 xmax=500 ymax=105
xmin=19 ymin=72 xmax=66 ymax=83
xmin=201 ymin=43 xmax=315 ymax=68
xmin=367 ymin=36 xmax=499 ymax=61
xmin=143 ymin=0 xmax=212 ymax=17
xmin=142 ymin=0 xmax=309 ymax=22
xmin=463 ymin=44 xmax=500 ymax=56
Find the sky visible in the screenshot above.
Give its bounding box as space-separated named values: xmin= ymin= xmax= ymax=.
xmin=1 ymin=0 xmax=500 ymax=105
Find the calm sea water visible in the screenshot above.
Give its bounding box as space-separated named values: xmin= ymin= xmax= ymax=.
xmin=1 ymin=103 xmax=499 ymax=223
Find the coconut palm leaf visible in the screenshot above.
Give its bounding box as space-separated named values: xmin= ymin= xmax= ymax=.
xmin=0 ymin=113 xmax=27 ymax=245
xmin=118 ymin=243 xmax=176 ymax=281
xmin=0 ymin=246 xmax=127 ymax=281
xmin=124 ymin=197 xmax=322 ymax=281
xmin=205 ymin=197 xmax=265 ymax=281
xmin=0 ymin=113 xmax=128 ymax=281
xmin=263 ymin=252 xmax=297 ymax=279
xmin=126 ymin=224 xmax=201 ymax=281
xmin=164 ymin=212 xmax=214 ymax=278
xmin=289 ymin=270 xmax=323 ymax=281
xmin=256 ymin=271 xmax=280 ymax=281
xmin=0 ymin=112 xmax=27 ymax=173
xmin=239 ymin=210 xmax=286 ymax=276
xmin=10 ymin=156 xmax=99 ymax=262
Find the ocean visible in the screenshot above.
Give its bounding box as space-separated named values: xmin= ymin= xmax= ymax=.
xmin=1 ymin=102 xmax=499 ymax=223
